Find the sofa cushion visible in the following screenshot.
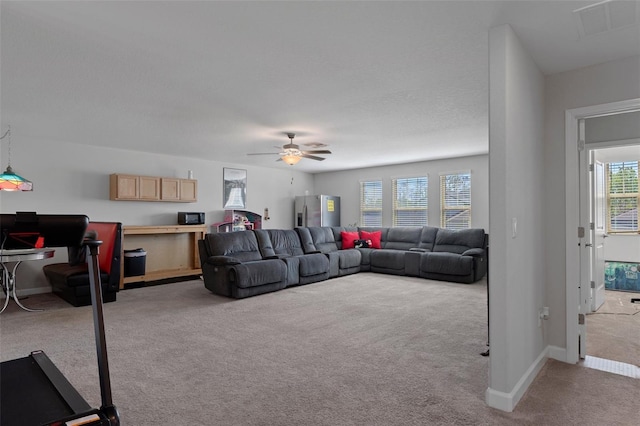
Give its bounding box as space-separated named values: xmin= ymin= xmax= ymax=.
xmin=331 ymin=227 xmax=359 ymax=249
xmin=336 ymin=249 xmax=362 ymax=270
xmin=304 ymin=227 xmax=338 ymax=254
xmin=359 ymin=230 xmax=381 ymax=249
xmin=298 ymin=253 xmax=330 ymax=276
xmin=43 ymin=263 xmax=109 ymax=288
xmin=417 ymin=226 xmax=439 ymax=251
xmin=357 ymin=227 xmax=389 ymax=247
xmin=340 ymin=231 xmax=360 ymax=249
xmin=266 ymin=229 xmax=305 ymax=257
xmin=383 ymin=227 xmax=422 ymax=250
xmin=370 ymin=249 xmax=407 ymax=272
xmin=433 ymin=228 xmax=485 ymax=254
xmin=420 ymin=252 xmax=474 ymax=276
xmin=204 ymin=231 xmax=263 ymax=262
xmin=231 ymin=261 xmax=288 ymax=289
xmin=295 ymin=227 xmax=320 ymax=253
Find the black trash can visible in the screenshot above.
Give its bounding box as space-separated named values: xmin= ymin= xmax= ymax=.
xmin=124 ymin=248 xmax=147 ymax=277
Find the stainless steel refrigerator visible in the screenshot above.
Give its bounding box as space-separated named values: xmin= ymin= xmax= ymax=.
xmin=294 ymin=195 xmax=340 ymax=227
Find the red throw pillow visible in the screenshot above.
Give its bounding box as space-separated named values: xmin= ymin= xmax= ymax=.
xmin=360 ymin=230 xmax=382 ymax=249
xmin=340 ymin=231 xmax=360 ymax=249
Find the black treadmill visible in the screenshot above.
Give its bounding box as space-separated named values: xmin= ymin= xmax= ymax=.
xmin=1 ymin=213 xmax=120 ymax=426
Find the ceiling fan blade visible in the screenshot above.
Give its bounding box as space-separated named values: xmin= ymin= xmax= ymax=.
xmin=301 ymin=154 xmax=326 ymax=161
xmin=247 ymin=152 xmax=279 ymax=156
xmin=301 ymin=150 xmax=332 ymax=155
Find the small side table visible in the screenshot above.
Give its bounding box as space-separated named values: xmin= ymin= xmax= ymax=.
xmin=0 ymin=248 xmax=55 ymax=314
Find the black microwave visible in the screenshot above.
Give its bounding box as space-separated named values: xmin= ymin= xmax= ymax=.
xmin=178 ymin=212 xmax=205 ymax=225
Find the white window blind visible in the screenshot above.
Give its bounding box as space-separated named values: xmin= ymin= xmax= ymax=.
xmin=360 ymin=180 xmax=382 ymax=226
xmin=440 ymin=172 xmax=471 ymax=229
xmin=393 ymin=176 xmax=428 ymax=226
xmin=607 ymin=161 xmax=639 ymax=233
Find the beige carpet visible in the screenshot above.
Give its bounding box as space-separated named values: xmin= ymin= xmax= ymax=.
xmin=587 ymin=290 xmax=640 ymax=367
xmin=1 ymin=274 xmax=638 ymax=425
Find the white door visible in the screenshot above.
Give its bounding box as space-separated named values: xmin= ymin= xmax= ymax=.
xmin=578 ymin=120 xmax=590 ymax=359
xmin=591 ymin=158 xmax=607 ymax=312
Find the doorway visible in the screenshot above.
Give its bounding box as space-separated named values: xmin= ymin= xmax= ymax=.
xmin=584 ymin=144 xmax=640 ymax=371
xmin=564 ymin=98 xmax=640 ymax=365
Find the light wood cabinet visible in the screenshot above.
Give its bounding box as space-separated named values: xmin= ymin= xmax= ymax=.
xmin=110 ymin=174 xmax=197 ymax=202
xmin=139 ymin=176 xmax=161 ymax=200
xmin=119 ymin=225 xmax=206 ymax=289
xmin=161 ymin=178 xmax=180 ymax=201
xmin=180 ymin=179 xmax=198 ymax=202
xmin=110 ymin=174 xmax=139 ymax=200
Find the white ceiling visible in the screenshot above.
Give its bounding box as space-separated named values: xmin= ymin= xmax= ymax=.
xmin=2 ymin=1 xmax=639 ymax=173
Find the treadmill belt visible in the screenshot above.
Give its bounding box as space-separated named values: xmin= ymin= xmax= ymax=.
xmin=1 ymin=355 xmax=76 ymax=426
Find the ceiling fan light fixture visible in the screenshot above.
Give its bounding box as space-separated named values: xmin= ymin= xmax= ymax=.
xmin=282 ymin=154 xmax=301 ymax=165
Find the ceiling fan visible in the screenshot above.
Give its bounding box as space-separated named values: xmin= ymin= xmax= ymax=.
xmin=248 ymin=133 xmax=332 ymax=165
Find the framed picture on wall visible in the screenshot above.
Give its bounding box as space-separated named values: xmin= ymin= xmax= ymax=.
xmin=223 ymin=168 xmax=247 ymax=209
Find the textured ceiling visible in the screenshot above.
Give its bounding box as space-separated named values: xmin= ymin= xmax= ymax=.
xmin=1 ymin=1 xmax=639 ymax=173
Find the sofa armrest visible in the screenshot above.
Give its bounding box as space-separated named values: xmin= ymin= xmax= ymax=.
xmin=265 ymin=254 xmax=292 ymax=260
xmin=461 ymin=248 xmax=485 ymax=257
xmin=206 ymin=255 xmax=242 ymax=266
xmin=409 ymin=248 xmax=429 ymax=253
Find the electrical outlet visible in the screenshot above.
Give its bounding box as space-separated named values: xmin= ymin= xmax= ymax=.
xmin=538 ymin=307 xmax=549 ymax=327
xmin=538 ymin=309 xmax=542 ymax=327
xmin=541 ymin=307 xmax=549 ymax=319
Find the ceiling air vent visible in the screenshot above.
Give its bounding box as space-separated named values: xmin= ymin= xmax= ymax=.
xmin=574 ymin=0 xmax=639 ymax=38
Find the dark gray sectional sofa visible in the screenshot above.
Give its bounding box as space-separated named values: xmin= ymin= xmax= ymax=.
xmin=198 ymin=226 xmax=487 ymax=299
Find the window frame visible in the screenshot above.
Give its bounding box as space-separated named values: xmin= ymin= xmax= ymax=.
xmin=606 ymin=160 xmax=639 ymax=234
xmin=392 ymin=175 xmax=428 ymax=227
xmin=359 ymin=179 xmax=383 ymax=227
xmin=440 ymin=171 xmax=472 ymax=230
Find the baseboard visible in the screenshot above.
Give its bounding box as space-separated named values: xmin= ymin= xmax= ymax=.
xmin=486 ymin=346 xmax=549 ymax=412
xmin=547 ymin=345 xmax=567 ymax=363
xmin=0 ymin=286 xmax=51 ymax=299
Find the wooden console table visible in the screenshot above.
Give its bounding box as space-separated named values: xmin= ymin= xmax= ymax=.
xmin=119 ymin=225 xmax=207 ymax=289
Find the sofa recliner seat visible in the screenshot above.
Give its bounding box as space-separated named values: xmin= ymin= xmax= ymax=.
xmin=417 ymin=228 xmax=487 ymax=284
xmin=366 ymin=227 xmax=423 ymax=275
xmin=296 ymin=227 xmax=361 ymax=278
xmin=198 ymin=231 xmax=288 ymax=298
xmin=254 ymin=229 xmax=329 ymax=286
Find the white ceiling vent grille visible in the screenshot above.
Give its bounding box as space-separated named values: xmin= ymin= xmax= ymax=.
xmin=574 ymin=0 xmax=639 ymax=38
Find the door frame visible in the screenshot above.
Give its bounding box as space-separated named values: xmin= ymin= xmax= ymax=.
xmin=565 ymin=98 xmax=640 ymax=363
xmin=590 ymin=156 xmax=606 ymax=313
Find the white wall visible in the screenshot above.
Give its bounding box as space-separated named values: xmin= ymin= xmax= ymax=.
xmin=486 ymin=25 xmax=546 ymax=412
xmin=604 ymin=236 xmax=640 ymax=263
xmin=314 ymin=155 xmax=489 ymax=230
xmin=1 ymin=136 xmax=315 ymax=293
xmin=544 ymin=55 xmax=640 ymax=351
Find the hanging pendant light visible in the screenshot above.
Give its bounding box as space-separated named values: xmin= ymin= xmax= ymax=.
xmin=0 ymin=126 xmax=33 ymax=191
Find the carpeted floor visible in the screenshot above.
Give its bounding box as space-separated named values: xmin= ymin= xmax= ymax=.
xmin=1 ymin=274 xmax=638 ymax=425
xmin=586 ymin=290 xmax=640 ymax=367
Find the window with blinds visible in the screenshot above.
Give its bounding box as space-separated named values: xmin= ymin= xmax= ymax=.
xmin=392 ymin=176 xmax=428 ymax=226
xmin=607 ymin=161 xmax=639 ymax=233
xmin=440 ymin=172 xmax=471 ymax=229
xmin=360 ymin=180 xmax=382 ymax=226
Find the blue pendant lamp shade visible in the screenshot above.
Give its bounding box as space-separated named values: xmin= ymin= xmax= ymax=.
xmin=0 ymin=126 xmax=33 ymax=191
